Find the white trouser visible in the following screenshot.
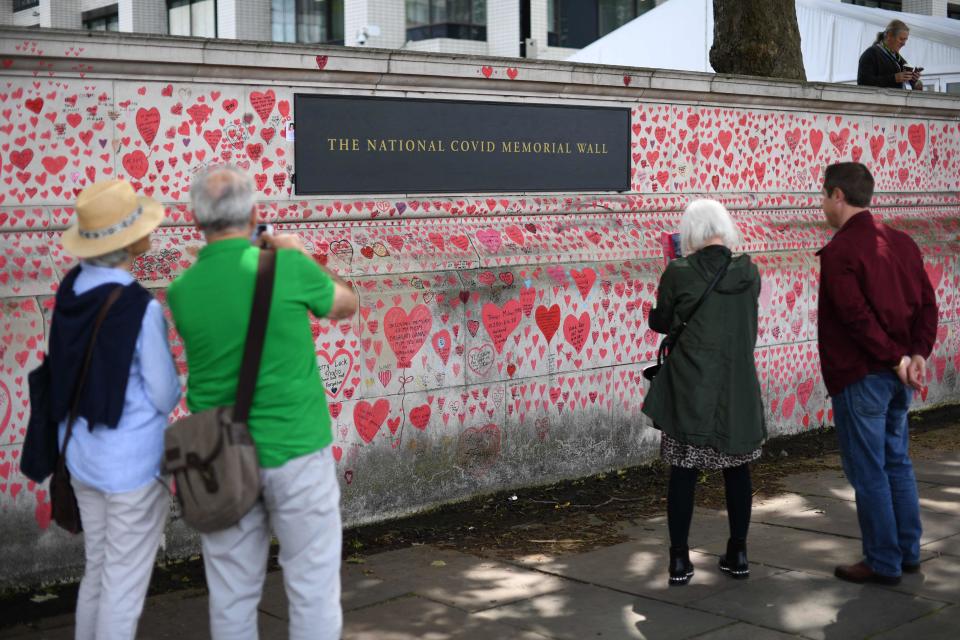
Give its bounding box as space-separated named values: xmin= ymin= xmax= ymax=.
xmin=72 ymin=477 xmax=169 ymax=640
xmin=201 ymin=447 xmax=342 ymax=640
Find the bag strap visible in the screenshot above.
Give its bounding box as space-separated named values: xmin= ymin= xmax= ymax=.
xmin=659 ymin=255 xmax=733 ymax=363
xmin=233 ymin=249 xmax=277 ymax=423
xmin=62 ymin=285 xmax=125 ymax=455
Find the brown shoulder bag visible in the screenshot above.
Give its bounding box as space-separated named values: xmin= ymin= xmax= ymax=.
xmin=162 ymin=249 xmax=276 ymax=533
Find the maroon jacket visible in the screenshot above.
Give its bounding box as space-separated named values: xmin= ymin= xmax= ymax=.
xmin=817 ymin=210 xmax=938 ymax=396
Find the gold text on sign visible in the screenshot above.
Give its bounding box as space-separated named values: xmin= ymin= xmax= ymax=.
xmin=327 ymin=138 xmax=360 ymax=151
xmin=325 ymin=138 xmax=609 ymax=155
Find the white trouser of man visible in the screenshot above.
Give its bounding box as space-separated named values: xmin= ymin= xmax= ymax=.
xmin=200 ymin=447 xmax=342 ymax=640
xmin=72 ymin=478 xmax=169 ymax=640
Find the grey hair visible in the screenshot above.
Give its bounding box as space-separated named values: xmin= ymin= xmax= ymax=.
xmin=189 ymin=164 xmax=256 ymax=233
xmin=875 ymin=19 xmax=909 ymax=44
xmin=84 ymin=248 xmax=131 ymax=268
xmin=679 ymin=199 xmax=740 ymax=256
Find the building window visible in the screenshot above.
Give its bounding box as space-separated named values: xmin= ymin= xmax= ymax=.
xmin=83 ymin=5 xmax=120 ymax=32
xmin=406 ymin=0 xmax=487 ymax=42
xmin=841 ymin=0 xmax=903 ymax=10
xmin=948 ymin=3 xmax=960 ymax=19
xmin=13 ymin=0 xmax=40 ymax=11
xmin=273 ymin=0 xmax=344 ymax=44
xmin=168 ymin=0 xmax=217 ymax=38
xmin=947 ymin=82 xmax=960 ymax=95
xmin=548 ymin=0 xmax=654 ymax=49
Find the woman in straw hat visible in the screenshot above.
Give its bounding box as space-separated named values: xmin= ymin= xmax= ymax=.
xmin=50 ymin=179 xmax=180 ymax=639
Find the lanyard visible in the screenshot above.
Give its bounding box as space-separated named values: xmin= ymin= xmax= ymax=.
xmin=877 ymin=43 xmax=905 ymax=69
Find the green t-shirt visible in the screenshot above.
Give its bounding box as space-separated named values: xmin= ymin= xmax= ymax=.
xmin=167 ymin=238 xmax=335 ymax=468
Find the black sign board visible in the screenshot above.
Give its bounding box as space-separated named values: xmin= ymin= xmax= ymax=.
xmin=293 ymin=95 xmax=630 ymax=194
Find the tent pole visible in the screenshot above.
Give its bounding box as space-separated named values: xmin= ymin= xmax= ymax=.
xmin=830 ymin=18 xmax=839 ymax=83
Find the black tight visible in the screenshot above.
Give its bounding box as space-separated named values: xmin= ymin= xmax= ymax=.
xmin=667 ymin=464 xmax=752 ymax=549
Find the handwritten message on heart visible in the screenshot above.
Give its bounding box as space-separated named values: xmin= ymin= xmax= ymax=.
xmin=136 ymin=107 xmax=160 ymax=145
xmin=384 ymin=305 xmax=433 ymax=368
xmin=409 ymin=404 xmax=431 ymax=430
xmin=431 ymin=329 xmax=451 ymax=365
xmin=535 ymin=304 xmax=561 ymax=343
xmin=354 ymin=399 xmax=389 ymax=444
xmin=468 ymin=343 xmax=495 ymax=376
xmin=482 ymin=300 xmax=521 ymax=353
xmin=563 ymin=312 xmax=590 ymax=353
xmin=318 ymin=349 xmax=353 ymax=398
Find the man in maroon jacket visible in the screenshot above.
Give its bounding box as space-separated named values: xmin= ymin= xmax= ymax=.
xmin=817 ymin=162 xmax=938 ymax=586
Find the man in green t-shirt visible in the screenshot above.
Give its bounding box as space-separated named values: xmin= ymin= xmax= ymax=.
xmin=168 ymin=165 xmax=357 ymax=640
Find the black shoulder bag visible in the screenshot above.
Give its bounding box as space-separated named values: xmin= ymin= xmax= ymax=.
xmin=642 ymin=256 xmax=732 ymax=382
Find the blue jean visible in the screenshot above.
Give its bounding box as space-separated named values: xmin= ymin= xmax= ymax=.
xmin=832 ymin=372 xmax=922 ymax=577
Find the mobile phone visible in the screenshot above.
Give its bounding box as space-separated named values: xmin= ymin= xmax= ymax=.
xmin=669 ymin=233 xmax=682 ymax=259
xmin=660 ymin=231 xmax=682 ymax=263
xmin=914 ymin=67 xmax=924 ymax=73
xmin=251 ymin=223 xmax=274 ymax=244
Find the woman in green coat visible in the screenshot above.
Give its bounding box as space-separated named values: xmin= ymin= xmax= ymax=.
xmin=642 ymin=199 xmax=766 ymax=586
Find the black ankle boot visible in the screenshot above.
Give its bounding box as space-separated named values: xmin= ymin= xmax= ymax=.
xmin=719 ymin=538 xmax=749 ymax=579
xmin=669 ymin=546 xmax=694 ymax=585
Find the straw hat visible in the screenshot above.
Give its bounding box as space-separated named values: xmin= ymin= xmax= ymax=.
xmin=62 ymin=180 xmax=164 ymax=258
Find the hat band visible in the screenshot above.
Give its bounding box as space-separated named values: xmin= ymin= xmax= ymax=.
xmin=78 ymin=206 xmax=143 ymax=240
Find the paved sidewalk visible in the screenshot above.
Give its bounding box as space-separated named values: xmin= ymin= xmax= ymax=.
xmin=7 ymin=451 xmax=960 ymax=639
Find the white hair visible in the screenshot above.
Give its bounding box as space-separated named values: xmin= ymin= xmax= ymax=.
xmin=679 ymin=199 xmax=740 ymax=256
xmin=189 ymin=164 xmax=255 ymax=232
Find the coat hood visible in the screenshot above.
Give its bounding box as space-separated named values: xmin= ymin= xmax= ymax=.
xmin=689 ymin=245 xmax=759 ymax=295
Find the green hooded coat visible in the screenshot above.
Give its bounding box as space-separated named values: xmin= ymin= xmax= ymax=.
xmin=641 ymin=245 xmax=767 ymax=455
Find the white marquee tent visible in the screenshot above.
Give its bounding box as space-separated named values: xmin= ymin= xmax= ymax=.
xmin=567 ymin=0 xmax=960 ymax=92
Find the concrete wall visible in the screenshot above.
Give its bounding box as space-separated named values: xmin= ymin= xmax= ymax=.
xmin=217 ymin=0 xmax=272 ymax=41
xmin=488 ymin=0 xmax=520 ymax=58
xmin=902 ymin=0 xmax=949 ymax=17
xmin=117 ymin=0 xmax=166 ymax=35
xmin=0 ymin=28 xmax=959 ymax=588
xmin=41 ymin=0 xmax=81 ymax=30
xmin=346 ymin=0 xmax=406 ymax=49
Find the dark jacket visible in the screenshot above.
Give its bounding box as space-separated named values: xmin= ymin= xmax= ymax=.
xmin=857 ymin=43 xmax=917 ymax=89
xmin=642 ymin=246 xmax=766 ymax=454
xmin=816 ymin=210 xmax=938 ymax=396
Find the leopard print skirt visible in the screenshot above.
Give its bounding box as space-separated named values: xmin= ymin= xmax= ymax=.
xmin=660 ymin=434 xmax=762 ymax=470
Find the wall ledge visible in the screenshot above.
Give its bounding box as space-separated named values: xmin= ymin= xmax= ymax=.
xmin=2 ymin=27 xmax=959 ymax=119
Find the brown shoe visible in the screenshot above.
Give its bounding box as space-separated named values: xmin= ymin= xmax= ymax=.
xmin=834 ymin=561 xmax=901 ymax=585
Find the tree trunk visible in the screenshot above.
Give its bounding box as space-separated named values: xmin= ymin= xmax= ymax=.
xmin=710 ymin=0 xmax=807 ymax=81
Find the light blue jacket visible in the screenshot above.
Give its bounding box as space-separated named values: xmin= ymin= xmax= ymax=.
xmin=57 ymin=263 xmax=181 ymax=493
